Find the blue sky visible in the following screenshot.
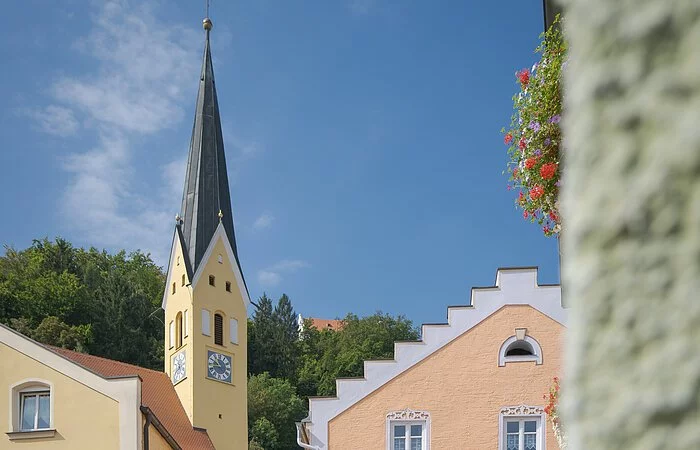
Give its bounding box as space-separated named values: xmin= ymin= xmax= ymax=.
xmin=0 ymin=0 xmax=558 ymax=326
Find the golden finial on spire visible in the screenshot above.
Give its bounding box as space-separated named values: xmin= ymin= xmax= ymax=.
xmin=203 ymin=0 xmax=212 ymax=30
xmin=218 ymin=210 xmax=223 ymax=222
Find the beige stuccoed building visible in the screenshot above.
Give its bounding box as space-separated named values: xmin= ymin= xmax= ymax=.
xmin=298 ymin=268 xmax=567 ymax=450
xmin=0 ymin=17 xmax=250 ymax=450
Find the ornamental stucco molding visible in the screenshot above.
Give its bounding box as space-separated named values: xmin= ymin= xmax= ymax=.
xmin=500 ymin=405 xmax=544 ymax=416
xmin=386 ymin=408 xmax=431 ymax=421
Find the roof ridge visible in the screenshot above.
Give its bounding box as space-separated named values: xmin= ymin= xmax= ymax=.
xmin=45 ymin=345 xmax=165 ymax=375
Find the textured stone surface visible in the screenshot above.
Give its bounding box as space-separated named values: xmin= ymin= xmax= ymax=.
xmin=559 ymin=1 xmax=700 ymax=448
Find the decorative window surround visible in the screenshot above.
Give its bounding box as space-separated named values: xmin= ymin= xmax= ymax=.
xmin=202 ymin=309 xmax=211 ymax=336
xmin=386 ymin=409 xmax=430 ymax=450
xmin=498 ymin=405 xmax=545 ymax=450
xmin=498 ymin=334 xmax=543 ymax=366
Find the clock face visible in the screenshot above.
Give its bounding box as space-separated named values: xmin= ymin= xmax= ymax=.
xmin=207 ymin=350 xmax=232 ymax=383
xmin=172 ymin=351 xmax=186 ymax=384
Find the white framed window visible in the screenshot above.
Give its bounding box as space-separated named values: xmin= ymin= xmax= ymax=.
xmin=499 ymin=405 xmax=545 ymax=450
xmin=202 ymin=309 xmax=211 ymax=336
xmin=230 ymin=318 xmax=239 ymax=344
xmin=168 ymin=321 xmax=175 ymax=349
xmin=8 ymin=379 xmax=55 ymax=439
xmin=386 ymin=409 xmax=430 ymax=450
xmin=184 ymin=310 xmax=189 ymax=337
xmin=20 ymin=391 xmax=51 ymax=431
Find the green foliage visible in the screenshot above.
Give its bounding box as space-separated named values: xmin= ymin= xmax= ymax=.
xmin=0 ymin=238 xmax=165 ymax=369
xmin=297 ymin=312 xmax=420 ymax=397
xmin=248 ymin=372 xmax=306 ymax=450
xmin=249 ymin=439 xmax=266 ymax=450
xmin=248 ymin=294 xmax=299 ymax=381
xmin=503 ymin=15 xmax=566 ymax=236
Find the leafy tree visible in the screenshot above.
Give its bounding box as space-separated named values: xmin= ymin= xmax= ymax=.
xmin=249 ymin=294 xmax=299 ymax=381
xmin=248 ymin=372 xmax=306 ymax=450
xmin=298 ymin=312 xmax=420 ymax=397
xmin=0 ymin=238 xmax=165 ymax=369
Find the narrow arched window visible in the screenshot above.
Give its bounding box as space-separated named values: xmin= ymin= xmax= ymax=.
xmin=209 ymin=275 xmax=216 ymax=286
xmin=172 ymin=282 xmax=176 ymax=294
xmin=176 ymin=312 xmax=183 ymax=348
xmin=181 ymin=274 xmax=186 ymax=286
xmin=214 ymin=313 xmax=224 ymax=346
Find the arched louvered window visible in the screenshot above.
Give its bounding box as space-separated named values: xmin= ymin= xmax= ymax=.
xmin=176 ymin=312 xmax=183 ymax=348
xmin=214 ymin=313 xmax=224 ymax=346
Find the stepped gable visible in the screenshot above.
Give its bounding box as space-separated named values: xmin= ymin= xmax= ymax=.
xmin=306 ymin=267 xmax=566 ymax=447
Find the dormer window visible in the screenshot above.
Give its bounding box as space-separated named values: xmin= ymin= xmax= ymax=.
xmin=498 ymin=329 xmax=542 ymax=366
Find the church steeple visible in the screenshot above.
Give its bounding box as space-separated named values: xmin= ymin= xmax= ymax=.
xmin=179 ymin=17 xmax=239 ymax=275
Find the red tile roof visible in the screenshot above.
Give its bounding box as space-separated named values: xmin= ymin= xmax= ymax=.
xmin=309 ymin=318 xmax=344 ymax=331
xmin=48 ymin=347 xmax=214 ymax=450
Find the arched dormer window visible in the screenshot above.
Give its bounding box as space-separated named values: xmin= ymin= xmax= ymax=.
xmin=214 ymin=313 xmax=224 ymax=346
xmin=8 ymin=379 xmax=55 ymax=439
xmin=176 ymin=312 xmax=183 ymax=348
xmin=498 ymin=329 xmax=543 ymax=366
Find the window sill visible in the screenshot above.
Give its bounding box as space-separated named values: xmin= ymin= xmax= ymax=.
xmin=7 ymin=429 xmax=56 ymax=440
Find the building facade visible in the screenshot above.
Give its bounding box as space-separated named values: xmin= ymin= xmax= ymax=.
xmin=298 ymin=268 xmax=567 ymax=450
xmin=1 ymin=17 xmax=249 ymax=450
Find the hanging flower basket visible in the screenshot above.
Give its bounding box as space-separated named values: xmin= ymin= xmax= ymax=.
xmin=503 ymin=16 xmax=566 ymax=237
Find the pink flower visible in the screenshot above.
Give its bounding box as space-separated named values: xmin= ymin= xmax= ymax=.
xmin=504 ymin=133 xmax=513 ymax=145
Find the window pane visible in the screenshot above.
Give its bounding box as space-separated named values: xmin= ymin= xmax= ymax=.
xmin=410 ymin=437 xmax=422 ymax=450
xmin=506 ymin=434 xmax=519 ymax=450
xmin=525 ymin=433 xmax=537 ymax=450
xmin=524 ymin=420 xmax=537 ymax=433
xmin=394 ymin=438 xmax=406 ymax=450
xmin=394 ymin=425 xmax=405 ymax=437
xmin=410 ymin=425 xmax=422 ymax=437
xmin=38 ymin=394 xmax=50 ymax=428
xmin=506 ymin=421 xmax=519 ymax=433
xmin=21 ymin=395 xmax=36 ymax=430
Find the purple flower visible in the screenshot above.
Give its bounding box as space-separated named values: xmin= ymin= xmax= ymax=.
xmin=549 ymin=114 xmax=561 ymax=124
xmin=529 ymin=121 xmax=541 ymax=132
xmin=534 ymin=149 xmax=542 ymax=156
xmin=544 ymin=138 xmax=552 ymax=146
xmin=555 ymin=180 xmax=562 ymax=187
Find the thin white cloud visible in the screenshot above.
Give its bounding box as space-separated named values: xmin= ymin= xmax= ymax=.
xmin=24 ymin=105 xmax=79 ymax=137
xmin=349 ymin=0 xmax=376 ymax=15
xmin=252 ymin=213 xmax=274 ymax=231
xmin=25 ymin=1 xmax=262 ymax=265
xmin=257 ymin=259 xmax=310 ymax=287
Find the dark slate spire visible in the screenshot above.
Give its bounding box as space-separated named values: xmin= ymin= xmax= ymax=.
xmin=179 ymin=18 xmax=239 ymax=274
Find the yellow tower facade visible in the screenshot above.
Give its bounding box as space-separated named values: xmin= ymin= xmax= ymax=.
xmin=162 ymin=16 xmax=249 ymax=450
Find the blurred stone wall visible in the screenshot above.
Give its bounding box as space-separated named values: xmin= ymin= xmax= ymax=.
xmin=559 ymin=0 xmax=700 ymax=448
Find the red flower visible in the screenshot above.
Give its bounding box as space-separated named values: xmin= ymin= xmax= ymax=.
xmin=523 ymin=211 xmax=529 ymax=219
xmin=530 ymin=185 xmax=544 ymax=199
xmin=518 ymin=191 xmax=524 ymax=203
xmin=512 ymin=168 xmax=518 ymax=178
xmin=516 ymin=69 xmax=530 ymax=86
xmin=549 ymin=211 xmax=559 ymax=222
xmin=525 ymin=158 xmax=537 ymax=169
xmin=518 ymin=138 xmax=526 ymax=150
xmin=540 ymin=163 xmax=557 ymax=180
xmin=504 ymin=133 xmax=513 ymax=145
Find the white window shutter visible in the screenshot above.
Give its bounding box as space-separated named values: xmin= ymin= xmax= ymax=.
xmin=230 ymin=318 xmax=239 ymax=344
xmin=169 ymin=321 xmax=175 ymax=348
xmin=184 ymin=310 xmax=189 ymax=337
xmin=202 ymin=309 xmax=211 ymax=336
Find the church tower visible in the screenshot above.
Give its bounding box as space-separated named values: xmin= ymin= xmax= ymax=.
xmin=162 ymin=16 xmax=249 ymax=450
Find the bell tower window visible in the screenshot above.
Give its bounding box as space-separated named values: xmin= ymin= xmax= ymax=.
xmin=214 ymin=313 xmax=224 ymax=345
xmin=176 ymin=312 xmax=183 ymax=348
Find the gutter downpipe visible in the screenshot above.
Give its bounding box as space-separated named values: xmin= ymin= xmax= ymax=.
xmin=296 ymin=422 xmax=321 ymax=450
xmin=143 ymin=411 xmax=150 ymax=450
